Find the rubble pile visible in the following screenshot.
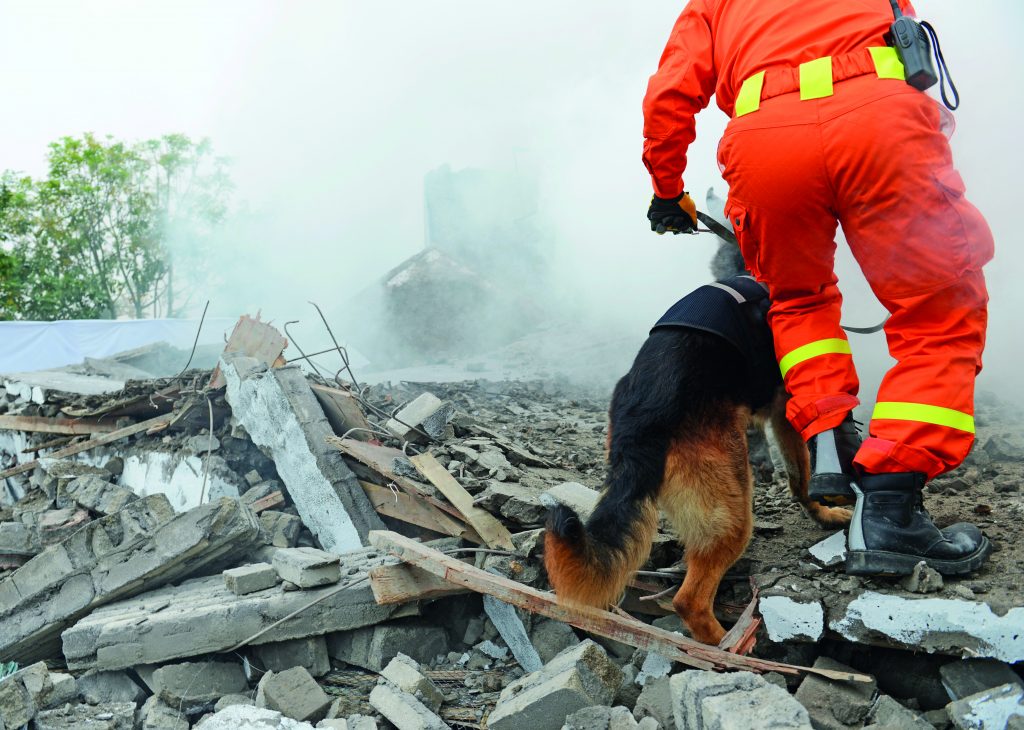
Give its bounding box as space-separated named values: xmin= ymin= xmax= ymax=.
xmin=1 ymin=319 xmax=1023 ymax=729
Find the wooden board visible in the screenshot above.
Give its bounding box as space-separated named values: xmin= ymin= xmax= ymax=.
xmin=0 ymin=415 xmax=119 ymax=436
xmin=361 ymin=481 xmax=477 ymax=540
xmin=369 ymin=530 xmax=874 ymax=683
xmin=369 ymin=562 xmax=470 ymax=605
xmin=311 ymin=384 xmax=373 ymax=439
xmin=409 ymin=452 xmax=515 ymax=551
xmin=0 ymin=413 xmax=174 ymax=480
xmin=208 ymin=315 xmax=288 ymax=389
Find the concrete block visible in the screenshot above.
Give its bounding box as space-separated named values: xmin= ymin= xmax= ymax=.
xmin=540 ymin=482 xmax=599 ymax=521
xmin=62 ymin=547 xmax=401 ymax=671
xmin=33 ymin=701 xmax=137 ymax=729
xmin=42 ymin=672 xmax=77 ymax=710
xmin=59 ymin=474 xmax=138 ymax=515
xmin=35 ymin=507 xmax=91 ymax=545
xmin=255 ymin=636 xmax=332 ymax=678
xmin=256 ymin=667 xmax=333 ymax=724
xmin=77 ymin=669 xmax=147 ymax=706
xmin=1 ymin=494 xmax=263 ymax=665
xmin=794 ymin=657 xmax=877 ymax=729
xmin=760 ymin=595 xmax=825 ymax=642
xmin=807 ymin=531 xmax=846 ymax=567
xmin=385 ymin=392 xmax=455 ymax=442
xmin=670 ymin=670 xmax=769 ymax=730
xmin=194 ymin=704 xmax=319 ymax=729
xmin=947 ymin=683 xmax=1024 ymax=729
xmin=273 ymin=547 xmax=341 ymax=588
xmin=488 ymin=640 xmax=623 ymax=730
xmin=563 ymin=705 xmax=649 ymax=729
xmin=327 ymin=620 xmax=449 ymax=672
xmin=0 ymin=520 xmax=38 ymax=556
xmin=221 ymin=355 xmax=384 ymax=552
xmin=0 ymin=669 xmax=37 ymax=728
xmin=140 ymin=695 xmax=190 ymax=730
xmin=152 ymin=660 xmax=248 ymax=710
xmin=225 ymin=563 xmax=278 ymax=595
xmin=529 ymin=618 xmax=580 ymax=664
xmin=329 ymin=717 xmax=377 ymax=730
xmin=702 ymin=684 xmax=812 ymax=729
xmin=261 ymin=511 xmax=303 ymax=548
xmin=634 ymin=675 xmax=674 ymax=729
xmin=381 ymin=653 xmax=445 ymax=712
xmin=215 ymin=693 xmax=257 ymax=712
xmin=869 ymin=695 xmax=933 ymax=729
xmin=369 ymin=681 xmax=451 ymax=730
xmin=475 ymin=482 xmax=546 ymax=526
xmin=940 ymin=658 xmax=1024 ymax=701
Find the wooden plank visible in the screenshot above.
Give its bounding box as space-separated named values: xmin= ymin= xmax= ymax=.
xmin=0 ymin=413 xmax=174 ymax=480
xmin=327 ymin=438 xmax=484 ymax=542
xmin=208 ymin=315 xmax=288 ymax=389
xmin=249 ymin=491 xmax=285 ymax=514
xmin=369 ymin=530 xmax=874 ymax=683
xmin=311 ymin=384 xmax=374 ymax=440
xmin=369 ymin=562 xmax=470 ymax=605
xmin=0 ymin=415 xmax=120 ymax=436
xmin=360 ymin=481 xmax=475 ymax=540
xmin=409 ymin=453 xmax=515 ymax=551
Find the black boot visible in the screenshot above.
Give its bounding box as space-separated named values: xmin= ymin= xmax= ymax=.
xmin=807 ymin=412 xmax=860 ymax=506
xmin=845 ymin=471 xmax=991 ymax=576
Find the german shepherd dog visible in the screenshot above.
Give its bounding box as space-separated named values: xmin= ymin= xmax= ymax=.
xmin=543 ymin=274 xmax=853 ymax=645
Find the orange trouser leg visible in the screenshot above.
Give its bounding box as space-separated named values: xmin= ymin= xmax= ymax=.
xmin=719 ymin=95 xmax=859 ymax=441
xmin=822 ymin=82 xmax=994 ymax=478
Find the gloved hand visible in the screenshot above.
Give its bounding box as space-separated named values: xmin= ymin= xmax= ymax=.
xmin=648 ymin=192 xmax=698 ymax=235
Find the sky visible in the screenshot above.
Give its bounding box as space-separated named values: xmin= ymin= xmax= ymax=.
xmin=1 ymin=1 xmax=1022 ymax=395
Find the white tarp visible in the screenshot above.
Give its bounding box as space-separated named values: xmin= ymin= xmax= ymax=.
xmin=0 ymin=317 xmax=238 ymax=374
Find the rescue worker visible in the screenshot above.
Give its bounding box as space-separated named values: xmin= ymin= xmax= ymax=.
xmin=643 ymin=0 xmax=994 ymax=576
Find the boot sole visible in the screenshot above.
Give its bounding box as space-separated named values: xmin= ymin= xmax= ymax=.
xmin=845 ymin=536 xmax=992 ymax=577
xmin=809 ymin=475 xmax=857 ymax=507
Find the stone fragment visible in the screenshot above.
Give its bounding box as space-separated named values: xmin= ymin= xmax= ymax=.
xmin=529 ymin=618 xmax=581 ymax=664
xmin=1 ymin=494 xmax=263 ymax=665
xmin=634 ymin=675 xmax=674 ymax=729
xmin=702 ymin=684 xmax=812 ymax=729
xmin=36 ymin=507 xmax=91 ymax=544
xmin=152 ymin=661 xmax=248 ymax=710
xmin=194 ymin=704 xmax=318 ymax=729
xmin=0 ymin=669 xmax=36 ymax=728
xmin=222 ymin=355 xmax=384 ymax=552
xmin=77 ymin=669 xmax=146 ymax=706
xmin=59 ymin=475 xmax=138 ymax=514
xmin=868 ymin=695 xmax=933 ymax=729
xmin=563 ymin=705 xmax=654 ymax=729
xmin=215 ymin=693 xmax=257 ymax=711
xmin=488 ymin=640 xmax=623 ymax=730
xmin=140 ymin=695 xmax=190 ymax=730
xmin=273 ymin=547 xmax=341 ymax=588
xmin=484 ymin=592 xmax=542 ymax=672
xmin=807 ymin=531 xmax=847 ymax=567
xmin=475 ymin=482 xmax=546 ymax=526
xmin=256 ymin=667 xmax=333 ymax=723
xmin=940 ymin=658 xmax=1024 ymax=701
xmin=381 ymin=653 xmax=445 ymax=713
xmin=254 ymin=636 xmax=332 ymax=678
xmin=946 ymin=683 xmax=1024 ymax=729
xmin=901 ymin=561 xmax=944 ymax=594
xmin=33 ymin=701 xmax=137 ymax=729
xmin=671 ymin=670 xmax=778 ymax=730
xmin=187 ymin=434 xmax=222 ymax=454
xmin=42 ymin=672 xmax=78 ymax=710
xmin=0 ymin=520 xmax=38 ymax=556
xmin=329 ymin=716 xmax=377 ymax=730
xmin=795 ymin=657 xmax=877 ymax=729
xmin=327 ymin=620 xmax=449 ymax=672
xmin=369 ymin=681 xmax=451 ymax=730
xmin=224 ymin=563 xmax=278 ymax=595
xmin=759 ymin=595 xmax=825 ymax=642
xmin=983 ymin=436 xmax=1024 ymax=461
xmin=540 ymin=482 xmax=599 ymax=521
xmin=385 ymin=392 xmax=455 ymax=442
xmin=261 ymin=510 xmax=303 ymax=548
xmin=636 ymin=652 xmax=673 ymax=687
xmin=63 ymin=547 xmax=398 ymax=671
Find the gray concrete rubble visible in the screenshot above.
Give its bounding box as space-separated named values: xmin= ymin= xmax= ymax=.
xmin=866 ymin=695 xmax=933 ymax=729
xmin=62 ymin=547 xmax=403 ymax=670
xmin=273 ymin=547 xmax=341 ymax=588
xmin=940 ymin=658 xmax=1024 ymax=701
xmin=224 ymin=562 xmax=278 ymax=595
xmin=380 ymin=653 xmax=445 ymax=713
xmin=483 ymin=590 xmax=543 ymax=672
xmin=671 ymin=670 xmax=812 ymax=730
xmin=327 ymin=619 xmax=448 ymax=672
xmin=793 ymin=657 xmax=876 ymax=729
xmin=369 ymin=680 xmax=451 ymax=730
xmin=221 ymin=355 xmax=384 ymax=552
xmin=488 ymin=640 xmax=623 ymax=730
xmin=77 ymin=669 xmax=146 ymax=706
xmin=256 ymin=667 xmax=333 ymax=723
xmin=562 ymin=705 xmax=660 ymax=730
xmin=633 ymin=675 xmax=674 ymax=730
xmin=139 ymin=695 xmax=190 ymax=730
xmin=254 ymin=635 xmax=332 ymax=678
xmin=539 ymin=481 xmax=599 ymax=521
xmin=32 ymin=701 xmax=138 ymax=729
xmin=0 ymin=494 xmax=263 ymax=664
xmin=194 ymin=704 xmax=319 ymax=729
xmin=58 ymin=474 xmax=138 ymax=515
xmin=946 ymin=683 xmax=1024 ymax=729
xmin=385 ymin=392 xmax=456 ymax=442
xmin=151 ymin=660 xmax=248 ymax=711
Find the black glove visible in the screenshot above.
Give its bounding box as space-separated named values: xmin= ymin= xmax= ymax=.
xmin=648 ymin=191 xmax=698 ymax=235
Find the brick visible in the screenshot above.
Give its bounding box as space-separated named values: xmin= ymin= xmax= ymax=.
xmin=224 ymin=563 xmax=278 ymax=595
xmin=273 ymin=547 xmax=341 ymax=588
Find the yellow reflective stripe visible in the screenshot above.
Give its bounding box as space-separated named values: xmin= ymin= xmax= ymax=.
xmin=779 ymin=338 xmax=851 ymax=377
xmin=735 ymin=71 xmax=765 ymax=117
xmin=868 ymin=46 xmax=905 ymax=80
xmin=799 ymin=56 xmax=834 ymax=100
xmin=872 ymin=402 xmax=975 ymax=434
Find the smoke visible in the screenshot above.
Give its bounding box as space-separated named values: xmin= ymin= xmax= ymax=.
xmin=2 ymin=1 xmax=1021 ymax=394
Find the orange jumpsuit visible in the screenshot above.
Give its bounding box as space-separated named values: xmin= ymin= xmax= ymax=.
xmin=643 ymin=0 xmax=994 ymax=479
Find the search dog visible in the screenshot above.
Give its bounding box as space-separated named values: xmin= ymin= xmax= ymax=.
xmin=543 ymin=278 xmax=852 ymax=645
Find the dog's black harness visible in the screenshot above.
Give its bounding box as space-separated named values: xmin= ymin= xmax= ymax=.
xmin=651 ymin=275 xmax=781 ymax=407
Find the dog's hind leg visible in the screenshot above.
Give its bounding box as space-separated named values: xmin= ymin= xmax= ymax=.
xmin=658 ymin=412 xmax=753 ymax=646
xmin=769 ymin=397 xmax=852 ymax=527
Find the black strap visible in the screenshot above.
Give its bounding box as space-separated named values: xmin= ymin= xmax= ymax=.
xmin=921 ymin=21 xmax=959 ymax=110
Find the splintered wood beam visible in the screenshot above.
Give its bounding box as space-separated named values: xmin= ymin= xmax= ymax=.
xmin=0 ymin=415 xmax=120 ymax=436
xmin=369 ymin=562 xmax=471 ymax=605
xmin=208 ymin=314 xmax=288 ymax=389
xmin=408 ymin=452 xmax=516 ymax=551
xmin=0 ymin=413 xmax=174 ymax=480
xmin=360 ymin=480 xmax=480 ymax=542
xmin=368 ymin=530 xmax=873 ymax=683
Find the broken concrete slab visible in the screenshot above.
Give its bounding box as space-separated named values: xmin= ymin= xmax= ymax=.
xmin=261 ymin=510 xmax=303 ymax=548
xmin=4 ymin=662 xmax=76 ymax=713
xmin=58 ymin=474 xmax=138 ymax=515
xmin=807 ymin=531 xmax=847 ymax=568
xmin=946 ymin=683 xmax=1024 ymax=729
xmin=152 ymin=660 xmax=248 ymax=711
xmin=318 ymin=718 xmax=378 ymax=730
xmin=256 ymin=667 xmax=333 ymax=724
xmin=483 ymin=591 xmax=542 ymax=672
xmin=633 ymin=675 xmax=674 ymax=729
xmin=0 ymin=667 xmax=37 ymax=728
xmin=221 ymin=355 xmax=384 ymax=552
xmin=327 ymin=619 xmax=448 ymax=672
xmin=475 ymin=481 xmax=547 ymax=527
xmin=224 ymin=562 xmax=278 ymax=595
xmin=194 ymin=704 xmax=318 ymax=729
xmin=140 ymin=695 xmax=190 ymax=730
xmin=254 ymin=636 xmax=331 ymax=678
xmin=940 ymin=658 xmax=1024 ymax=701
xmin=539 ymin=481 xmax=599 ymax=521
xmin=369 ymin=680 xmax=451 ymax=730
xmin=671 ymin=669 xmax=811 ymax=730
xmin=32 ymin=701 xmax=137 ymax=729
xmin=77 ymin=669 xmax=146 ymax=706
xmin=62 ymin=551 xmax=403 ymax=671
xmin=759 ymin=595 xmax=825 ymax=643
xmin=380 ymin=653 xmax=445 ymax=713
xmin=0 ymin=520 xmax=38 ymax=556
xmin=273 ymin=547 xmax=341 ymax=588
xmin=868 ymin=695 xmax=933 ymax=730
xmin=487 ymin=639 xmax=622 ymax=730
xmin=564 ymin=705 xmax=659 ymax=730
xmin=385 ymin=392 xmax=455 ymax=443
xmin=529 ymin=618 xmax=580 ymax=665
xmin=794 ymin=657 xmax=877 ymax=729
xmin=670 ymin=670 xmax=776 ymax=730
xmin=0 ymin=494 xmax=264 ymax=664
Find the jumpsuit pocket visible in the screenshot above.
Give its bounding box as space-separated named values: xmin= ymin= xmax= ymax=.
xmin=723 ymin=199 xmax=759 ymax=278
xmin=933 ymin=165 xmax=995 ymax=272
